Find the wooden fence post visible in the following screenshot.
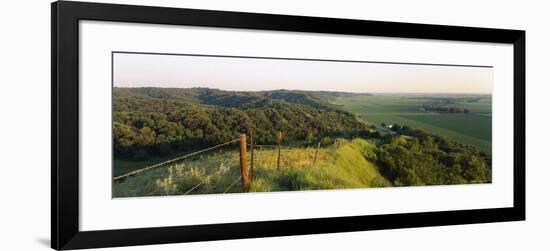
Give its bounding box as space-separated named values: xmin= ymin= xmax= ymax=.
xmin=313 ymin=142 xmax=321 ymax=168
xmin=277 ymin=132 xmax=282 ymax=170
xmin=239 ymin=133 xmax=250 ymax=192
xmin=249 ymin=128 xmax=254 ymax=185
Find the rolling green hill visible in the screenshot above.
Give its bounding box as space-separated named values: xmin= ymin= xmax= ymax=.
xmin=113 ymin=88 xmax=492 ymax=197
xmin=113 ymin=87 xmax=375 ymax=161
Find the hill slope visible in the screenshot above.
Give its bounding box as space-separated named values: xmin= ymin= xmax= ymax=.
xmin=113 ymin=138 xmax=389 ymax=197
xmin=113 ymin=87 xmax=374 ymax=160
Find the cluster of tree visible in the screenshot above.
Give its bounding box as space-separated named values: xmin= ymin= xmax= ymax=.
xmin=113 ymin=88 xmax=374 ymax=160
xmin=421 ymin=104 xmax=470 ymax=113
xmin=372 ymin=127 xmax=491 ymax=185
xmin=408 ymin=96 xmax=488 ymax=104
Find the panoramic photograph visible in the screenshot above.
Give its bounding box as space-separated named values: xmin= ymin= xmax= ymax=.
xmin=112 ymin=52 xmax=492 ymax=198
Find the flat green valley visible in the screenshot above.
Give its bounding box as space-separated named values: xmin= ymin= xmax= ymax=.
xmin=332 ymin=94 xmax=492 ymax=152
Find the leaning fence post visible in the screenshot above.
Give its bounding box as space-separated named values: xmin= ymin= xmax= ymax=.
xmin=277 ymin=131 xmax=282 ymax=170
xmin=313 ymin=142 xmax=321 ymax=168
xmin=249 ymin=128 xmax=254 ymax=185
xmin=239 ymin=133 xmax=250 ymax=192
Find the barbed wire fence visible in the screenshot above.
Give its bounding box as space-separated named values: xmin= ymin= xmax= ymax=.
xmin=114 ymin=130 xmax=325 ymax=195
xmin=182 ymin=159 xmax=239 ymax=195
xmin=113 ymin=138 xmax=241 ymax=181
xmin=113 ymin=133 xmax=253 ymax=195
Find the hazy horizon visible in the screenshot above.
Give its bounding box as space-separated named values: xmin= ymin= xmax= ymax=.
xmin=113 ymin=53 xmax=493 ymax=94
xmin=113 ymin=86 xmax=492 ymax=95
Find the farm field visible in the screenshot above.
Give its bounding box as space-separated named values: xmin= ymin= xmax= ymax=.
xmin=333 ymin=94 xmax=492 ymax=152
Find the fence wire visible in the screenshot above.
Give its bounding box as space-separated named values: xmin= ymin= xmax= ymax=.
xmin=182 ymin=160 xmax=238 ymax=195
xmin=223 ymin=175 xmax=243 ymax=193
xmin=113 ymin=138 xmax=240 ymax=181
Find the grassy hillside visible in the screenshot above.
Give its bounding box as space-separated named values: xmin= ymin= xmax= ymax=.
xmin=114 ymin=126 xmax=491 ymax=197
xmin=333 ymin=94 xmax=492 ymax=152
xmin=113 ymin=138 xmax=389 ymax=197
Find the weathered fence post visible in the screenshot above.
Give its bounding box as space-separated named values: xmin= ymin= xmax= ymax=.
xmin=277 ymin=131 xmax=282 ymax=170
xmin=313 ymin=142 xmax=321 ymax=168
xmin=249 ymin=128 xmax=254 ymax=185
xmin=239 ymin=133 xmax=250 ymax=192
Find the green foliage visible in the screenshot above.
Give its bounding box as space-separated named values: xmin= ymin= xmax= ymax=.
xmin=375 ymin=127 xmax=491 ymax=186
xmin=113 ymin=130 xmax=491 ymax=197
xmin=113 ymin=87 xmax=371 ymax=160
xmin=112 ymin=88 xmax=492 ymax=198
xmin=422 ymin=104 xmax=473 ymax=114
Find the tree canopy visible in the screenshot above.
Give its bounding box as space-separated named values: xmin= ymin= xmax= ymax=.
xmin=375 ymin=127 xmax=491 ymax=185
xmin=113 ymin=87 xmax=373 ymax=159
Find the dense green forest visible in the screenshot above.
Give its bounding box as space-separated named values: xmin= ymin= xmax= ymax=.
xmin=375 ymin=126 xmax=491 ymax=185
xmin=113 ymin=87 xmax=375 ymax=160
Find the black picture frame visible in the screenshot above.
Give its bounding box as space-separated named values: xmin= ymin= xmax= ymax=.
xmin=51 ymin=1 xmax=525 ymax=250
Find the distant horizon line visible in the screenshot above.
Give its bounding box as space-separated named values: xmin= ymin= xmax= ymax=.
xmin=112 ymin=85 xmax=492 ymax=95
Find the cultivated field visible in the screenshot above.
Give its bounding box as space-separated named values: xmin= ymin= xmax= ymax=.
xmin=332 ymin=94 xmax=492 ymax=152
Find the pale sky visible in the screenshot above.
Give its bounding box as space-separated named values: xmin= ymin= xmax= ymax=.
xmin=113 ymin=53 xmax=492 ymax=94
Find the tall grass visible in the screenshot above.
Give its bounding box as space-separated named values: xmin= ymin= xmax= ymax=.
xmin=113 ymin=138 xmax=389 ymax=198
